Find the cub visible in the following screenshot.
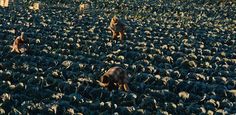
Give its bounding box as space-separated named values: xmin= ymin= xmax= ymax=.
xmin=11 ymin=32 xmax=26 ymax=53
xmin=79 ymin=3 xmax=90 ymax=12
xmin=109 ymin=16 xmax=126 ymax=42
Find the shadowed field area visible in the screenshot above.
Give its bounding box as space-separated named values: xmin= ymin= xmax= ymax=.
xmin=0 ymin=0 xmax=236 ymax=114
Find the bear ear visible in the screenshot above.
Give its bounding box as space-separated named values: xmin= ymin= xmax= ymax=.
xmin=112 ymin=16 xmax=118 ymax=22
xmin=21 ymin=32 xmax=24 ymax=36
xmin=20 ymin=32 xmax=24 ymax=39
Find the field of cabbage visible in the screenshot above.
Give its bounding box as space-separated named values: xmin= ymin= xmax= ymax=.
xmin=0 ymin=0 xmax=235 ymax=114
